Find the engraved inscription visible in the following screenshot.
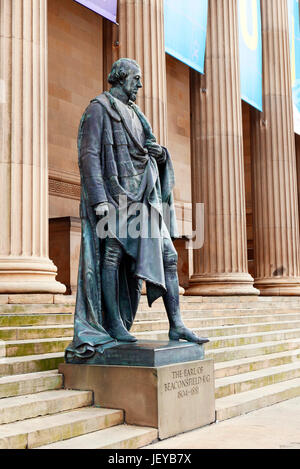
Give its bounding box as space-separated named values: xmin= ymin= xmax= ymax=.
xmin=163 ymin=365 xmax=211 ymax=399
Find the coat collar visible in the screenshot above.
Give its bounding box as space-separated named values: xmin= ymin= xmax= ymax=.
xmin=91 ymin=92 xmax=121 ymax=122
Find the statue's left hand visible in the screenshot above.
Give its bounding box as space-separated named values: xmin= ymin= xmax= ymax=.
xmin=145 ymin=141 xmax=166 ymax=164
xmin=146 ymin=141 xmax=163 ymax=157
xmin=95 ymin=203 xmax=109 ymax=217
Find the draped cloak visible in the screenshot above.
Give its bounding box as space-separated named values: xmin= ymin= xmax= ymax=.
xmin=65 ymin=92 xmax=178 ymax=360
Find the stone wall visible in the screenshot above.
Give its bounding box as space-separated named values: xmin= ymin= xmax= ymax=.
xmin=166 ymin=55 xmax=192 ymax=206
xmin=166 ymin=55 xmax=192 ymax=236
xmin=48 ymin=0 xmax=103 ymax=218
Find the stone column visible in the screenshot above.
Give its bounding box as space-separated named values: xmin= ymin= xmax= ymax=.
xmin=0 ymin=0 xmax=65 ymax=293
xmin=108 ymin=0 xmax=167 ymax=145
xmin=186 ymin=0 xmax=258 ymax=296
xmin=295 ymin=134 xmax=300 ymax=230
xmin=250 ymin=0 xmax=300 ymax=295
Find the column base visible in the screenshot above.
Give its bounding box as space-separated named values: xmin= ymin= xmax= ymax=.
xmin=0 ymin=257 xmax=66 ymax=294
xmin=185 ymin=273 xmax=260 ymax=296
xmin=254 ymin=278 xmax=300 ymax=296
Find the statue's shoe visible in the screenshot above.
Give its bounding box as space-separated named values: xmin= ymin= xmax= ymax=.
xmin=169 ymin=326 xmax=209 ymax=345
xmin=107 ymin=326 xmax=137 ymax=343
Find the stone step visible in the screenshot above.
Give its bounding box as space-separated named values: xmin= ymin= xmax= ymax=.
xmin=2 ymin=336 xmax=299 ymax=375
xmin=215 ymin=362 xmax=300 ymax=399
xmin=137 ymin=306 xmax=300 ymax=316
xmin=215 ymin=377 xmax=300 ymax=421
xmin=135 ymin=309 xmax=300 ymax=321
xmin=0 ymin=299 xmax=251 ymax=314
xmin=138 ymin=303 xmax=300 ymax=312
xmin=214 ymin=349 xmax=300 ymax=379
xmin=36 ymin=424 xmax=158 ymax=450
xmin=0 ymin=352 xmax=64 ymax=377
xmin=207 ymin=328 xmax=300 ymax=350
xmin=185 ymin=307 xmax=300 ymax=316
xmin=206 ymin=337 xmax=300 ymax=363
xmin=0 ymin=325 xmax=73 ymax=341
xmin=5 ymin=318 xmax=299 ymax=341
xmin=1 ymin=299 xmax=300 ymax=315
xmin=132 ymin=319 xmax=300 ymax=335
xmin=2 ymin=309 xmax=300 ymax=330
xmin=1 ymin=313 xmax=300 ymax=339
xmin=0 ymin=314 xmax=73 ymax=327
xmin=134 ymin=328 xmax=300 ymax=349
xmin=0 ymin=406 xmax=124 ymax=449
xmin=0 ymin=371 xmax=63 ymax=398
xmin=0 ymin=389 xmax=93 ymax=424
xmin=0 ymin=337 xmax=72 ymax=358
xmin=0 ymin=304 xmax=74 ymax=315
xmin=0 ymin=294 xmax=76 ymax=306
xmin=138 ymin=295 xmax=300 ymax=304
xmin=0 ymin=326 xmax=271 ymax=356
xmin=5 ymin=329 xmax=300 ymax=359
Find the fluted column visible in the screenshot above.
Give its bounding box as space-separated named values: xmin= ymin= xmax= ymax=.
xmin=186 ymin=0 xmax=258 ymax=296
xmin=250 ymin=0 xmax=300 ymax=295
xmin=0 ymin=0 xmax=65 ymax=293
xmin=109 ymin=0 xmax=167 ymax=145
xmin=296 ymin=134 xmax=300 ymax=226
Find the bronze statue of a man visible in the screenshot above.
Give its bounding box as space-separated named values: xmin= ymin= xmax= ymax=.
xmin=66 ymin=58 xmax=207 ymax=360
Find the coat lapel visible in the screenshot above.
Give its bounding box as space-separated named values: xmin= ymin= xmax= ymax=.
xmin=91 ymin=93 xmax=121 ymax=122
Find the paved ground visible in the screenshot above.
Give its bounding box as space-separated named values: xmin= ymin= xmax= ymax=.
xmin=144 ymin=397 xmax=300 ymax=449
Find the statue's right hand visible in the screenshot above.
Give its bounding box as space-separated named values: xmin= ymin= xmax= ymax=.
xmin=95 ymin=203 xmax=109 ymax=217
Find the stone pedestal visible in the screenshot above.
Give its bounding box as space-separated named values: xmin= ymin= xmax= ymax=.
xmin=60 ymin=341 xmax=215 ymax=440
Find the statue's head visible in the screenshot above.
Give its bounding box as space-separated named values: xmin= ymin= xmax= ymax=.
xmin=108 ymin=58 xmax=142 ymax=102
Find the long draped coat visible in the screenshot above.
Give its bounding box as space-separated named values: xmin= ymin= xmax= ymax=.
xmin=65 ymin=92 xmax=178 ymax=360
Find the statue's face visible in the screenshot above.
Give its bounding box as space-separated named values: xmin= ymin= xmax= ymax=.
xmin=122 ymin=65 xmax=142 ymax=102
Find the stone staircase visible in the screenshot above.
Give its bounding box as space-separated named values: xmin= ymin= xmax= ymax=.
xmin=0 ymin=297 xmax=157 ymax=449
xmin=1 ymin=294 xmax=300 ymax=448
xmin=135 ymin=296 xmax=300 ymax=422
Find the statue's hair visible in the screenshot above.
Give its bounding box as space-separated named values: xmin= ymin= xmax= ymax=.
xmin=108 ymin=58 xmax=140 ymax=85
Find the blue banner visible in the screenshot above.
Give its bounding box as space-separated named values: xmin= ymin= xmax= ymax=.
xmin=74 ymin=0 xmax=117 ymax=23
xmin=288 ymin=0 xmax=300 ymax=135
xmin=164 ymin=0 xmax=208 ymax=74
xmin=238 ymin=0 xmax=263 ymax=111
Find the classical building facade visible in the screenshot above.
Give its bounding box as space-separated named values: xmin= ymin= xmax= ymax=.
xmin=1 ymin=0 xmax=300 ymax=297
